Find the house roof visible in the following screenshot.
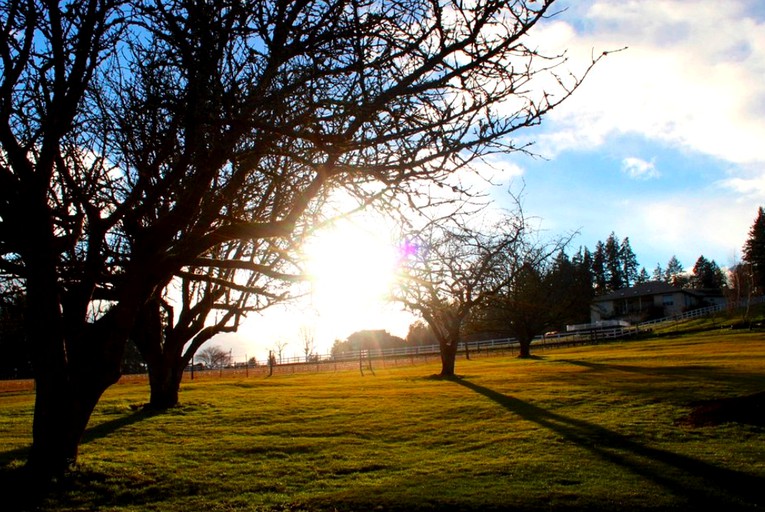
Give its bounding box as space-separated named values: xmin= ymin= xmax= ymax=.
xmin=593 ymin=281 xmax=683 ymax=302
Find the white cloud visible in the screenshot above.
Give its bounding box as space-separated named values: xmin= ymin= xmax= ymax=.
xmin=614 ymin=195 xmax=755 ymax=269
xmin=622 ymin=157 xmax=659 ymax=179
xmin=451 ymin=156 xmax=525 ymax=200
xmin=490 ymin=1 xmax=765 ymax=276
xmin=718 ymin=167 xmax=765 ymax=200
xmin=723 ymin=178 xmax=765 ymax=197
xmin=527 ymin=0 xmax=765 ymax=168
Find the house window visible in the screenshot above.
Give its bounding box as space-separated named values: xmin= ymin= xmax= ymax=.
xmin=662 ymin=294 xmax=674 ymax=306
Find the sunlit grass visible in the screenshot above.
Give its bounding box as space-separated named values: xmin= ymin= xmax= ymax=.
xmin=1 ymin=330 xmax=764 ymax=511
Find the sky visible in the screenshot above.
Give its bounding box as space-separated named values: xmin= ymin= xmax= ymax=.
xmin=215 ymin=0 xmax=765 ymax=362
xmin=499 ymin=0 xmax=765 ymax=272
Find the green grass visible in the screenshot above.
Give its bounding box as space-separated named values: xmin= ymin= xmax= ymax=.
xmin=1 ymin=330 xmax=764 ymax=511
xmin=651 ymin=301 xmax=765 ymax=335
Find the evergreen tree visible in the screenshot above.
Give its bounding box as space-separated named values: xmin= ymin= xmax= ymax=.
xmin=546 ymin=250 xmax=593 ymax=325
xmin=591 ymin=241 xmax=607 ymax=295
xmin=574 ymin=247 xmax=595 ymax=291
xmin=690 ymin=255 xmax=726 ymax=289
xmin=570 ymin=250 xmax=596 ymax=322
xmin=620 ymin=237 xmax=640 ymax=287
xmin=742 ymin=206 xmax=765 ymax=292
xmin=604 ymin=232 xmax=623 ymax=291
xmin=637 ymin=267 xmax=650 ymax=284
xmin=664 ymin=255 xmax=687 ymax=287
xmin=652 ymin=263 xmax=664 ymax=282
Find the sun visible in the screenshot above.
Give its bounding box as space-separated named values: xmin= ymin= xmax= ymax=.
xmin=301 ymin=219 xmax=405 ymax=341
xmin=305 ymin=222 xmax=399 ymax=308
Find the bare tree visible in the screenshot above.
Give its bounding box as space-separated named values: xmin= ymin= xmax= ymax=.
xmin=273 ymin=340 xmax=289 ymax=364
xmin=394 ymin=211 xmax=533 ymax=377
xmin=299 ymin=325 xmax=316 ymax=362
xmin=471 ymin=248 xmax=576 ymax=359
xmin=132 ymin=237 xmax=303 ymax=408
xmin=195 ymin=345 xmax=231 ymax=370
xmin=0 ymin=0 xmax=603 ymax=479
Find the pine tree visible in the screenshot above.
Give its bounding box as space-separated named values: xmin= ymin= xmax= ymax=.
xmin=548 ymin=250 xmax=594 ymax=326
xmin=604 ymin=232 xmax=623 ymax=291
xmin=742 ymin=206 xmax=765 ymax=292
xmin=652 ymin=263 xmax=664 ymax=282
xmin=664 ymin=255 xmax=687 ymax=287
xmin=573 ymin=247 xmax=595 ymax=294
xmin=620 ymin=237 xmax=640 ymax=287
xmin=637 ymin=267 xmax=650 ymax=284
xmin=592 ymin=241 xmax=607 ymax=295
xmin=690 ymin=255 xmax=725 ymax=289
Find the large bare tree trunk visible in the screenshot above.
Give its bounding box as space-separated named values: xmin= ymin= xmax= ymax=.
xmin=25 ymin=236 xmax=130 ymax=479
xmin=517 ymin=337 xmax=533 ymax=359
xmin=132 ymin=300 xmax=185 ymax=409
xmin=147 ymin=362 xmax=184 ymax=409
xmin=23 ymin=225 xmax=109 ymax=478
xmin=28 ymin=374 xmax=113 ymax=478
xmin=439 ymin=339 xmax=459 ymax=377
xmin=27 ymin=326 xmax=125 ymax=479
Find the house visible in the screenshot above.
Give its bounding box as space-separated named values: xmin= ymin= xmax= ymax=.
xmin=590 ymin=281 xmax=725 ymax=324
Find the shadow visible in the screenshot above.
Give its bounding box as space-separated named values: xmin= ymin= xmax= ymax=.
xmin=516 ymin=355 xmax=546 ymax=361
xmin=453 ymin=377 xmax=763 ymax=510
xmin=0 ymin=408 xmax=157 ymax=512
xmin=551 ymin=359 xmax=765 ymax=401
xmin=2 ymin=405 xmax=158 ymax=462
xmin=557 ymin=358 xmax=720 ymax=378
xmin=80 ymin=406 xmax=158 ymax=445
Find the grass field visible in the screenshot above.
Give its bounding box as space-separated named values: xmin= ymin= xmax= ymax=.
xmin=1 ymin=329 xmax=764 ymax=511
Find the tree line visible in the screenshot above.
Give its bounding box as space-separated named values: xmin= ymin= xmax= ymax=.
xmin=569 ymin=232 xmax=727 ymax=296
xmin=388 ymin=208 xmax=763 ymax=378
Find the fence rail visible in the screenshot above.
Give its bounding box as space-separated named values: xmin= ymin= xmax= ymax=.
xmin=3 ymin=295 xmax=761 ymax=389
xmin=275 ymin=295 xmax=765 ymax=366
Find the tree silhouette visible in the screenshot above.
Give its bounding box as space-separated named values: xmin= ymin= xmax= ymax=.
xmin=395 ymin=211 xmax=539 ymax=376
xmin=0 ymin=0 xmax=602 ymax=479
xmin=132 ymin=238 xmax=301 ymax=408
xmin=196 ymin=345 xmax=231 ymax=370
xmin=743 ymin=206 xmax=765 ymax=292
xmin=690 ymin=256 xmax=725 ymax=290
xmin=470 ymin=245 xmax=578 ymax=358
xmin=664 ymin=256 xmax=687 ymax=287
xmin=300 ymin=325 xmax=316 ymax=362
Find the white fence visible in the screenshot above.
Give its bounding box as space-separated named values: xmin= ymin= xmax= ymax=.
xmin=278 ymin=327 xmax=638 ymax=366
xmin=183 ymin=295 xmax=763 ymax=377
xmin=282 ymin=295 xmax=765 ymax=366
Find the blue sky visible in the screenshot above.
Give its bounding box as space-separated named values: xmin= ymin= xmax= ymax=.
xmin=220 ymin=0 xmax=765 ymax=361
xmin=493 ymin=0 xmax=765 ymax=273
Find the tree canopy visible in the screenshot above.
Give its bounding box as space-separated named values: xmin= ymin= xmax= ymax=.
xmin=393 ymin=209 xmax=560 ymax=374
xmin=690 ymin=255 xmax=725 ymax=290
xmin=588 ymin=232 xmax=640 ymax=295
xmin=1 ymin=0 xmax=599 ymax=478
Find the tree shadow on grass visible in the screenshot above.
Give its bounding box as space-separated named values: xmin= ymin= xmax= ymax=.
xmin=553 ymin=359 xmax=765 ymax=418
xmin=453 ymin=378 xmax=763 ymax=511
xmin=80 ymin=405 xmax=160 ymax=444
xmin=555 ymin=358 xmax=759 ymax=386
xmin=0 ymin=408 xmax=158 ymax=512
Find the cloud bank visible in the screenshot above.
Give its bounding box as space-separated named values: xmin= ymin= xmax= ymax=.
xmin=536 ymin=0 xmax=765 ymax=169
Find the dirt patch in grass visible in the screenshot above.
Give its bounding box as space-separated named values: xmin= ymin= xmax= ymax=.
xmin=679 ymin=391 xmax=765 ymax=427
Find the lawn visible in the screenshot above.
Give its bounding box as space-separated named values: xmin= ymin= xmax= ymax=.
xmin=1 ymin=330 xmax=764 ymax=511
